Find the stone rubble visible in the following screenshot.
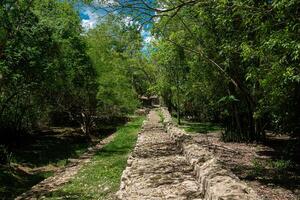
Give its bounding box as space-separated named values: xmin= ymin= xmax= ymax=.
xmin=117 ymin=108 xmax=261 ymax=200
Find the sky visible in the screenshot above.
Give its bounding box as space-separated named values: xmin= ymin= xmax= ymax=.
xmin=75 ymin=1 xmax=155 ymax=48
xmin=76 ymin=3 xmax=104 ymax=30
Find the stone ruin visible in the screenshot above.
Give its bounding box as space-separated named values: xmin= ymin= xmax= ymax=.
xmin=116 ymin=108 xmax=260 ymax=200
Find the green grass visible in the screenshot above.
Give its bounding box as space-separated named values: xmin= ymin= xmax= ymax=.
xmin=156 ymin=109 xmax=164 ymax=123
xmin=172 ymin=116 xmax=222 ymax=134
xmin=43 ymin=116 xmax=145 ymax=200
xmin=0 ymin=126 xmax=120 ymax=199
xmin=0 ymin=137 xmax=91 ymax=200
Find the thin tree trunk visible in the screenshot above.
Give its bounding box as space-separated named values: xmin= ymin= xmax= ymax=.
xmin=176 ymin=82 xmax=181 ymax=125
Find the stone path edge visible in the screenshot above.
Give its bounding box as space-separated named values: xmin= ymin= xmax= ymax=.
xmin=116 ymin=118 xmax=148 ymax=199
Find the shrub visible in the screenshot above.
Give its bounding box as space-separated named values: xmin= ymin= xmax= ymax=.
xmin=250 ymin=158 xmax=265 ymax=177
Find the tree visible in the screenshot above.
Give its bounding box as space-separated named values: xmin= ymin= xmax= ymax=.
xmin=0 ymin=0 xmax=99 ymax=140
xmin=147 ymin=0 xmax=300 ymax=141
xmin=152 ymin=40 xmax=188 ymax=124
xmin=86 ymin=15 xmax=145 ymax=117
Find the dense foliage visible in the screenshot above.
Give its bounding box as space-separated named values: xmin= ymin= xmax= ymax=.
xmin=150 ymin=0 xmax=300 ymax=141
xmin=1 ymin=1 xmax=299 ymax=199
xmin=86 ymin=16 xmax=145 ymax=117
xmin=1 ymin=0 xmax=299 ymax=143
xmin=0 ymin=0 xmax=91 ymax=141
xmin=0 ymin=0 xmax=148 ymax=143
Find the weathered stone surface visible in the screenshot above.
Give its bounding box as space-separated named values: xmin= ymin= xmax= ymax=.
xmin=117 ymin=108 xmax=260 ymax=200
xmin=117 ymin=110 xmax=203 ymax=200
xmin=135 ymin=108 xmax=150 ymax=116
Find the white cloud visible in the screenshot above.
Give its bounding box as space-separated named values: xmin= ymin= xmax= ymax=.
xmin=81 ymin=8 xmax=100 ymax=31
xmin=81 ymin=19 xmax=97 ymax=30
xmin=141 ymin=29 xmax=155 ymax=44
xmin=153 ymin=12 xmax=160 ymax=23
xmin=122 ymin=16 xmax=134 ymax=26
xmin=91 ymin=0 xmax=118 ymax=7
xmin=144 ymin=35 xmax=155 ymax=44
xmin=122 ymin=16 xmax=141 ymax=27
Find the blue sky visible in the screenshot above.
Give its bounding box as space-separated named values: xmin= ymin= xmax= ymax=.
xmin=76 ymin=2 xmax=104 ymax=30
xmin=75 ymin=1 xmax=155 ymax=47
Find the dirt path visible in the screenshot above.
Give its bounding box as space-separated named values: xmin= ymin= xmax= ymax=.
xmin=15 ymin=133 xmax=116 ymax=200
xmin=116 ymin=110 xmax=203 ymax=200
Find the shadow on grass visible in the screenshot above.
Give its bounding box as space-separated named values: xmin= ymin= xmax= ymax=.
xmin=229 ymin=161 xmax=300 ymax=192
xmin=11 ymin=135 xmax=90 ymax=167
xmin=44 ymin=190 xmax=86 ymax=200
xmin=0 ymin=126 xmax=119 ymax=199
xmin=176 ymin=119 xmax=222 ymax=134
xmin=226 ymin=135 xmax=300 ymax=193
xmin=8 ymin=126 xmax=119 ymax=166
xmin=0 ymin=165 xmax=45 ymax=200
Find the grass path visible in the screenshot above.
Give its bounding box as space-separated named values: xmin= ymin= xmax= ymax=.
xmin=43 ymin=116 xmax=145 ymax=200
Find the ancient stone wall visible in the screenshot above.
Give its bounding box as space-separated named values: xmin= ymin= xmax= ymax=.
xmin=161 ymin=107 xmax=260 ymax=200
xmin=117 ymin=110 xmax=203 ymax=200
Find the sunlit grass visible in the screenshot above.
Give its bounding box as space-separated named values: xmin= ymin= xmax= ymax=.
xmin=172 ymin=116 xmax=222 ymax=134
xmin=44 ymin=116 xmax=145 ymax=200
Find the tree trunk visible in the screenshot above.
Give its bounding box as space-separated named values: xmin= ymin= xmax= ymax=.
xmin=176 ymin=83 xmax=181 ymax=125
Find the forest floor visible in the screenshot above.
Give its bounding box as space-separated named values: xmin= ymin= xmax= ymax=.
xmin=178 ymin=119 xmax=300 ymax=200
xmin=0 ymin=119 xmax=134 ymax=200
xmin=7 ymin=116 xmax=144 ymax=200
xmin=15 ymin=133 xmax=117 ymax=200
xmin=2 ymin=112 xmax=299 ymax=200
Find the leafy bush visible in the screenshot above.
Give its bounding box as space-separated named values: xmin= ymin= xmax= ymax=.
xmin=250 ymin=159 xmax=265 ymax=177
xmin=269 ymin=159 xmax=292 ymax=173
xmin=249 ymin=158 xmax=293 ymax=182
xmin=157 ymin=110 xmax=164 ymax=123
